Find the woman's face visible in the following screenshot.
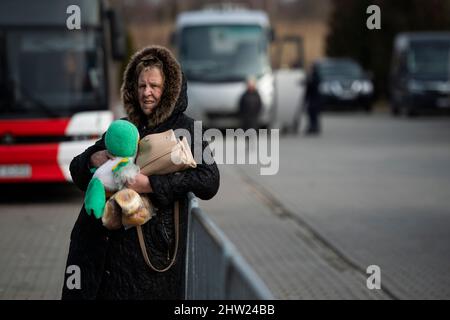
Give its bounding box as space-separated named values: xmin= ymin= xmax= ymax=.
xmin=138 ymin=67 xmax=164 ymax=116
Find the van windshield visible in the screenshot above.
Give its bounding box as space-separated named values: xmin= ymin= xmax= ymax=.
xmin=408 ymin=41 xmax=450 ymax=79
xmin=179 ymin=25 xmax=270 ymax=82
xmin=318 ymin=61 xmax=363 ymax=79
xmin=1 ymin=30 xmax=106 ymax=118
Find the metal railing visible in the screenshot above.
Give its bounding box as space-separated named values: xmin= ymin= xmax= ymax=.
xmin=185 ymin=193 xmax=274 ymax=300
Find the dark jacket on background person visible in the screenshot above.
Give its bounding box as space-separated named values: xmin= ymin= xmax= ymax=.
xmin=305 ymin=68 xmax=322 ymax=134
xmin=61 ymin=46 xmax=220 ymax=300
xmin=239 ymin=89 xmax=262 ymax=130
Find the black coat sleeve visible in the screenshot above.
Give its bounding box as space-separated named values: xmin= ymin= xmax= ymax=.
xmin=148 ymin=127 xmax=220 ymax=207
xmin=69 ymin=134 xmax=106 ymax=192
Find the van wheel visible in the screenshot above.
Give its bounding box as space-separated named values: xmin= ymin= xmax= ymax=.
xmin=290 ymin=113 xmax=301 ymax=135
xmin=390 ymin=102 xmax=400 ymax=117
xmin=267 ymin=119 xmax=282 ymax=131
xmin=289 ymin=105 xmax=304 ymax=135
xmin=363 ymin=105 xmax=373 ymax=113
xmin=406 ymin=107 xmax=418 ymax=118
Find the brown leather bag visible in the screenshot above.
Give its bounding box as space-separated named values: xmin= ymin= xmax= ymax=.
xmin=135 ymin=129 xmax=196 ymax=272
xmin=136 ymin=129 xmax=196 ymax=176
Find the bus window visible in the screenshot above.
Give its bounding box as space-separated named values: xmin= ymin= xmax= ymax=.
xmin=3 ymin=30 xmax=106 ymax=117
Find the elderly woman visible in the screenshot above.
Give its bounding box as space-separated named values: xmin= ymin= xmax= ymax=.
xmin=62 ymin=46 xmax=220 ymax=299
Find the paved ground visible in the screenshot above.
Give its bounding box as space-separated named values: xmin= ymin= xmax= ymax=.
xmin=1 ymin=111 xmax=449 ymax=299
xmin=199 ymin=164 xmax=390 ymax=299
xmin=0 ymin=184 xmax=80 ymax=299
xmin=201 ymin=111 xmax=450 ymax=300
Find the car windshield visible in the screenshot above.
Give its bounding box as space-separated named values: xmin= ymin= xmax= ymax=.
xmin=179 ymin=25 xmax=270 ymax=82
xmin=1 ymin=29 xmax=106 ymax=118
xmin=318 ymin=61 xmax=363 ymax=79
xmin=408 ymin=41 xmax=450 ymax=79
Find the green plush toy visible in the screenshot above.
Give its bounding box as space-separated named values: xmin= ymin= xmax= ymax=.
xmin=84 ymin=120 xmax=140 ymax=219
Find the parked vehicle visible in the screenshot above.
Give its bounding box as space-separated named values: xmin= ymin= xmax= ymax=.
xmin=0 ymin=0 xmax=125 ymax=183
xmin=309 ymin=58 xmax=374 ymax=112
xmin=389 ymin=32 xmax=450 ymax=117
xmin=171 ymin=5 xmax=306 ymax=132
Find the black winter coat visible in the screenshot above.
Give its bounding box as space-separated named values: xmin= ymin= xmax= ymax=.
xmin=61 ymin=46 xmax=220 ymax=300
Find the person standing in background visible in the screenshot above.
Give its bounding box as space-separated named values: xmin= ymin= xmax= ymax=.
xmin=239 ymin=76 xmax=262 ymax=131
xmin=304 ymin=66 xmax=322 ymax=135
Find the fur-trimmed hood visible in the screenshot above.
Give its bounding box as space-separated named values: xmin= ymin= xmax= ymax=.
xmin=121 ymin=45 xmax=186 ymax=128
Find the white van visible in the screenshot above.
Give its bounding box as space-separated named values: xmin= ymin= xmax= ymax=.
xmin=172 ymin=6 xmax=305 ymax=132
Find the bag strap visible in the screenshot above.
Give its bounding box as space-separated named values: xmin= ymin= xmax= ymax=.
xmin=136 ymin=201 xmax=180 ymax=273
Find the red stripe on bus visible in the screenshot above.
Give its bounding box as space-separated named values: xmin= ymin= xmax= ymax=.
xmin=0 ymin=118 xmax=70 ymax=136
xmin=0 ymin=144 xmax=65 ymax=182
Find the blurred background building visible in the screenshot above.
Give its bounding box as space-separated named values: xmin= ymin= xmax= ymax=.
xmin=112 ymin=0 xmax=330 ymax=79
xmin=110 ymin=0 xmax=450 ymax=101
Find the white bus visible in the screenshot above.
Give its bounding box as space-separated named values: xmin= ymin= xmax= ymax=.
xmin=172 ymin=6 xmax=306 ymax=132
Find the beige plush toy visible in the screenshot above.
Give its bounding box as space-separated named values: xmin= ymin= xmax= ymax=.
xmin=103 ymin=188 xmax=153 ymax=230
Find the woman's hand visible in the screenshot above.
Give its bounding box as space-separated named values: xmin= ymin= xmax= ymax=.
xmin=90 ymin=150 xmax=112 ymax=168
xmin=126 ymin=173 xmax=153 ymax=194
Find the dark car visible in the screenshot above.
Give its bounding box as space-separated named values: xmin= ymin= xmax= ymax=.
xmin=389 ymin=32 xmax=450 ymax=117
xmin=309 ymin=58 xmax=374 ymax=112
